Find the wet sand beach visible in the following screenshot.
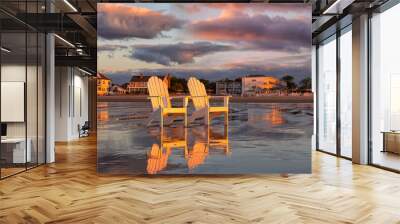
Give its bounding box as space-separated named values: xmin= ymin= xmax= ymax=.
xmin=97 ymin=101 xmax=313 ymax=174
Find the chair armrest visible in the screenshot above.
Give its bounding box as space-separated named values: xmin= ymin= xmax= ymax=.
xmin=208 ymin=95 xmax=230 ymax=107
xmin=169 ymin=96 xmax=188 ymax=99
xmin=189 ymin=96 xmax=209 ymax=98
xmin=169 ymin=96 xmax=190 ymax=108
xmin=208 ymin=95 xmax=231 ymax=98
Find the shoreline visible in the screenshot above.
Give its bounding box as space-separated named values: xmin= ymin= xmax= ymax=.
xmin=97 ymin=95 xmax=314 ymax=103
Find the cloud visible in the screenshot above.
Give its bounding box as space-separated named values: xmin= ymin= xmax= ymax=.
xmin=97 ymin=44 xmax=127 ymax=52
xmin=130 ymin=42 xmax=233 ymax=66
xmin=175 ymin=3 xmax=310 ymax=15
xmin=224 ymin=54 xmax=311 ymax=70
xmin=189 ymin=10 xmax=311 ymax=52
xmin=100 ymin=61 xmax=310 ymax=85
xmin=98 ymin=4 xmax=184 ymax=40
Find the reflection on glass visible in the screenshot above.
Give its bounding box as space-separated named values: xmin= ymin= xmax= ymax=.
xmin=340 ymin=29 xmax=352 ymax=158
xmin=1 ymin=29 xmax=27 ymax=177
xmin=371 ymin=4 xmax=400 ymax=171
xmin=27 ymin=31 xmax=38 ymax=169
xmin=318 ymin=37 xmax=337 ymax=154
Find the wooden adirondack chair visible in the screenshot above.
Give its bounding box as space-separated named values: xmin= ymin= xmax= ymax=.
xmin=187 ymin=77 xmax=230 ymax=125
xmin=147 ymin=76 xmax=188 ymax=127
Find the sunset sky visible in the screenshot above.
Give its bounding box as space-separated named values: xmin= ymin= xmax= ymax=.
xmin=97 ymin=3 xmax=311 ymax=84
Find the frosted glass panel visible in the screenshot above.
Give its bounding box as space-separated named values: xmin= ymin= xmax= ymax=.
xmin=340 ymin=30 xmax=352 ymax=158
xmin=318 ymin=37 xmax=337 ymax=154
xmin=390 ymin=74 xmax=400 ymax=130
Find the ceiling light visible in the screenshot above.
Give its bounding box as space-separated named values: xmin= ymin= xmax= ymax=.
xmin=1 ymin=47 xmax=11 ymax=53
xmin=63 ymin=0 xmax=78 ymax=12
xmin=322 ymin=0 xmax=355 ymax=15
xmin=54 ymin=34 xmax=75 ymax=48
xmin=78 ymin=67 xmax=92 ymax=76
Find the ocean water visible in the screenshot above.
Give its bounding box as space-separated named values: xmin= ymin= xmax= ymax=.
xmin=97 ymin=101 xmax=313 ymax=174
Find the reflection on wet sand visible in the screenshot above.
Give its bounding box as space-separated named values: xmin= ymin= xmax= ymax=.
xmin=146 ymin=126 xmax=229 ymax=174
xmin=97 ymin=102 xmax=313 ymax=174
xmin=265 ymin=105 xmax=284 ymax=126
xmin=97 ymin=110 xmax=109 ymax=122
xmin=248 ymin=105 xmax=285 ymax=127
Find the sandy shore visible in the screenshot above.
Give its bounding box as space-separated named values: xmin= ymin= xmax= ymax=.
xmin=98 ymin=95 xmax=313 ymax=103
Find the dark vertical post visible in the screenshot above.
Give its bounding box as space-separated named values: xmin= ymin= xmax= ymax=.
xmin=36 ymin=0 xmax=39 ymax=167
xmin=25 ymin=0 xmax=28 ymax=171
xmin=367 ymin=11 xmax=373 ymax=164
xmin=336 ymin=27 xmax=341 ymax=157
xmin=315 ymin=44 xmax=320 ymax=150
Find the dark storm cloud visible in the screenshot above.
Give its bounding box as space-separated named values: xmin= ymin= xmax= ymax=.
xmin=190 ymin=14 xmax=311 ymax=52
xmin=130 ymin=42 xmax=234 ymax=66
xmin=98 ymin=4 xmax=184 ymax=40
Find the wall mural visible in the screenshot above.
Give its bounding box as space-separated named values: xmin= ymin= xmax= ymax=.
xmin=97 ymin=3 xmax=313 ymax=174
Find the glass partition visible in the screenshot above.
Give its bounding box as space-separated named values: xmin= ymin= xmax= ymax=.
xmin=370 ymin=3 xmax=400 ymax=171
xmin=1 ymin=30 xmax=28 ymax=177
xmin=27 ymin=31 xmax=38 ymax=169
xmin=317 ymin=36 xmax=337 ymax=154
xmin=0 ymin=1 xmax=46 ymax=179
xmin=339 ymin=28 xmax=352 ymax=158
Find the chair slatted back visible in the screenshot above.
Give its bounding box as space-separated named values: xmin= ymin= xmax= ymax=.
xmin=147 ymin=76 xmax=171 ymax=111
xmin=188 ymin=77 xmax=209 ymax=110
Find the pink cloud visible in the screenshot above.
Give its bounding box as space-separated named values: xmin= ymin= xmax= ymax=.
xmin=188 ymin=7 xmax=311 ymax=52
xmin=98 ymin=4 xmax=184 ymax=39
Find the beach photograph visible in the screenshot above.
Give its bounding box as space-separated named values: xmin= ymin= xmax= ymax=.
xmin=97 ymin=3 xmax=313 ymax=174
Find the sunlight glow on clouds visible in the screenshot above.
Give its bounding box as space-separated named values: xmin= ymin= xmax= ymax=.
xmin=97 ymin=3 xmax=311 ymax=83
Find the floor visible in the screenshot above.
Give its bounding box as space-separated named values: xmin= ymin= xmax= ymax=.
xmin=0 ymin=167 xmax=25 ymax=178
xmin=0 ymin=136 xmax=400 ymax=223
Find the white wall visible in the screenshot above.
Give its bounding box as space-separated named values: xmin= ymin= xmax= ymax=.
xmin=1 ymin=65 xmax=26 ymax=138
xmin=55 ymin=67 xmax=89 ymax=141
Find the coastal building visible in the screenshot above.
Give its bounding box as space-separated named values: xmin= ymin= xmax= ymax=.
xmin=216 ymin=79 xmax=242 ymax=95
xmin=110 ymin=84 xmax=126 ymax=95
xmin=97 ymin=73 xmax=111 ymax=96
xmin=127 ymin=74 xmax=171 ymax=95
xmin=241 ymin=75 xmax=280 ymax=96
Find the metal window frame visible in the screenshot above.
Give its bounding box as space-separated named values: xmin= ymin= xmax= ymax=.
xmin=367 ymin=1 xmax=400 ymax=173
xmin=315 ymin=23 xmax=353 ymax=162
xmin=0 ymin=0 xmax=47 ymax=180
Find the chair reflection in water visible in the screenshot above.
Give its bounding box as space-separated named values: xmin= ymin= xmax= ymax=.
xmin=146 ymin=126 xmax=230 ymax=174
xmin=187 ymin=126 xmax=230 ymax=170
xmin=147 ymin=127 xmax=188 ymax=174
